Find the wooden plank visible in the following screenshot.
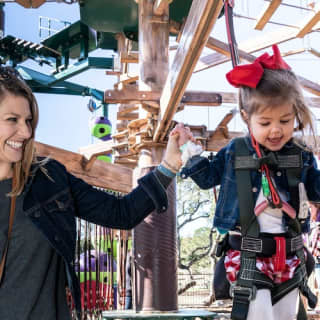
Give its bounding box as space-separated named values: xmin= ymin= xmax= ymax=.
xmin=153 ymin=0 xmax=173 ymax=16
xmin=117 ymin=104 xmax=140 ymax=116
xmin=206 ymin=131 xmax=244 ymax=151
xmin=281 ymin=48 xmax=306 ymax=57
xmin=309 ymin=47 xmax=320 ymax=58
xmin=105 ymin=88 xmax=222 ymax=105
xmin=105 ymin=88 xmax=159 ymax=103
xmin=206 ymin=38 xmax=320 ymax=97
xmin=78 ymin=140 xmax=114 ymax=160
xmin=120 ymin=52 xmax=139 ymax=64
xmin=16 ymin=0 xmax=46 ymax=8
xmin=254 ymin=0 xmax=282 ymax=30
xmin=306 ymin=97 xmax=320 ymax=108
xmin=205 ymin=37 xmax=256 ymax=62
xmin=15 ymin=0 xmax=32 ymax=8
xmin=117 ymin=112 xmax=139 ymax=120
xmin=199 ymin=91 xmax=320 ymax=106
xmin=209 ymin=109 xmax=236 ymax=140
xmin=154 ymin=0 xmax=224 ymax=141
xmin=35 ymin=141 xmax=133 ymax=193
xmin=296 ymin=75 xmax=320 ymax=97
xmin=196 ymin=16 xmax=320 ymax=73
xmin=296 ymin=3 xmax=320 ymax=38
xmin=31 ymin=0 xmax=46 ymax=8
xmin=169 ymin=20 xmax=181 ymax=35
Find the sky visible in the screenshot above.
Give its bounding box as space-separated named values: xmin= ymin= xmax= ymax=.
xmin=4 ymin=0 xmax=320 ymax=153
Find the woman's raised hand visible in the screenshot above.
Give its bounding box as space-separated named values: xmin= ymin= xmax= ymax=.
xmin=161 ymin=123 xmax=196 ymax=173
xmin=161 ymin=130 xmax=182 ymax=174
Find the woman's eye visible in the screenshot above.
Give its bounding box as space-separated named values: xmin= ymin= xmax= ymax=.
xmin=7 ymin=117 xmax=17 ymax=122
xmin=280 ymin=120 xmax=290 ymax=124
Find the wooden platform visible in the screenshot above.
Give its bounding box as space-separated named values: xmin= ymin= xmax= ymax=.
xmin=102 ymin=309 xmax=218 ymax=320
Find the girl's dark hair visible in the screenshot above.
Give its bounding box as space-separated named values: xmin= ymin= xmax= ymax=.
xmin=0 ymin=67 xmax=39 ymax=195
xmin=238 ymin=68 xmax=316 ymax=148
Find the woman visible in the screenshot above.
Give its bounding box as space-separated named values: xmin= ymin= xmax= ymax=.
xmin=0 ymin=67 xmax=182 ymax=319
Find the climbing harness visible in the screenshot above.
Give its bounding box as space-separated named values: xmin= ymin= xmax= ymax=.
xmin=230 ymin=137 xmax=316 ymax=320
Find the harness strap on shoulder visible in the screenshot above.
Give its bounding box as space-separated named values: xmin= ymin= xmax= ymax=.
xmin=231 ymin=138 xmax=259 ymax=320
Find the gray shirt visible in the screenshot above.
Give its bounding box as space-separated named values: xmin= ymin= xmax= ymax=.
xmin=0 ymin=179 xmax=71 ymax=319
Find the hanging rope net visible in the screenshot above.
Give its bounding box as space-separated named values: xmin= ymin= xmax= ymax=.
xmin=67 ymin=189 xmax=132 ymax=320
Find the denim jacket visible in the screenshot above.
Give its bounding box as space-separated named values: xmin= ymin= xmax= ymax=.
xmin=21 ymin=158 xmax=168 ymax=318
xmin=181 ymin=136 xmax=320 ymax=233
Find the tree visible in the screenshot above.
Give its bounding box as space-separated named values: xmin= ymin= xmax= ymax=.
xmin=176 ymin=176 xmax=218 ymax=275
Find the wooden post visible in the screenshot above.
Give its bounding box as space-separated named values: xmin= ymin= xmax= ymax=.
xmin=133 ymin=0 xmax=177 ymax=312
xmin=138 ymin=0 xmax=169 ymax=91
xmin=133 ymin=147 xmax=177 ymax=312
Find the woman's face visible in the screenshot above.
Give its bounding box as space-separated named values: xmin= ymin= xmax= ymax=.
xmin=0 ymin=93 xmax=32 ymax=170
xmin=245 ymin=102 xmax=295 ymax=151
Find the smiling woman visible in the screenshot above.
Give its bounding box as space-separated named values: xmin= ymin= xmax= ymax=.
xmin=0 ymin=66 xmax=184 ymax=320
xmin=0 ymin=95 xmax=33 ymax=176
xmin=0 ymin=67 xmax=39 ymax=195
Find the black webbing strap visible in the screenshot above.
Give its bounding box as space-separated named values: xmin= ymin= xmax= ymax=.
xmin=285 ymin=151 xmax=317 ymax=314
xmin=231 ymin=138 xmax=259 ymax=320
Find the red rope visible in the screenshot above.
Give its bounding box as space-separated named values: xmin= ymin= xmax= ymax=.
xmin=250 ymin=132 xmax=282 ymax=208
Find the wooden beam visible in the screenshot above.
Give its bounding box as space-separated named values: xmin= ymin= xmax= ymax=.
xmin=105 ymin=88 xmax=222 ymax=105
xmin=206 ymin=38 xmax=320 ymax=97
xmin=306 ymin=97 xmax=320 ymax=108
xmin=281 ymin=48 xmax=306 ymax=57
xmin=197 ymin=15 xmax=320 ymax=73
xmin=209 ymin=109 xmax=236 ymax=140
xmin=16 ymin=0 xmax=45 ymax=8
xmin=254 ymin=0 xmax=282 ymax=31
xmin=309 ymin=47 xmax=320 ymax=58
xmin=35 ymin=141 xmax=133 ymax=193
xmin=296 ymin=75 xmax=320 ymax=97
xmin=153 ymin=0 xmax=173 ymax=16
xmin=153 ymin=0 xmax=224 ymax=141
xmin=205 ymin=37 xmax=256 ymax=62
xmin=117 ymin=112 xmax=139 ymax=120
xmin=78 ymin=140 xmax=114 ymax=160
xmin=120 ymin=52 xmax=139 ymax=64
xmin=296 ymin=3 xmax=320 ymax=38
xmin=117 ymin=104 xmax=140 ymax=116
xmin=206 ymin=132 xmax=244 ymax=152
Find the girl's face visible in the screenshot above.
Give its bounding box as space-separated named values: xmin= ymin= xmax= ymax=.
xmin=0 ymin=93 xmax=32 ymax=172
xmin=245 ymin=102 xmax=295 ymax=151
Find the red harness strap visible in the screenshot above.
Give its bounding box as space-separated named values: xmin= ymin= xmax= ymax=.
xmin=273 ymin=237 xmax=287 ymax=272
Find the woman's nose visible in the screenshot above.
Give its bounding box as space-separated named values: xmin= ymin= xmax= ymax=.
xmin=19 ymin=121 xmax=32 ymax=138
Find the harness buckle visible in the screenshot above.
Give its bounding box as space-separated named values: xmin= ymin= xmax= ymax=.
xmin=241 ymin=237 xmax=262 ymax=253
xmin=229 ymin=283 xmax=257 ymax=301
xmin=290 ymin=235 xmax=304 ymax=252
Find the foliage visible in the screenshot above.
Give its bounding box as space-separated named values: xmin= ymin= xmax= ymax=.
xmin=176 ymin=176 xmax=218 ymax=274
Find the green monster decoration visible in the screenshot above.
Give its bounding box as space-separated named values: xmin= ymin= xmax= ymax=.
xmin=89 ymin=116 xmax=112 ymax=163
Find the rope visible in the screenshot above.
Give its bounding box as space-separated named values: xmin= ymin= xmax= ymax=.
xmin=250 ymin=131 xmax=282 ymax=208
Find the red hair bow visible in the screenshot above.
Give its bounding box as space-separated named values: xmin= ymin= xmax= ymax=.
xmin=226 ymin=45 xmax=291 ymax=88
